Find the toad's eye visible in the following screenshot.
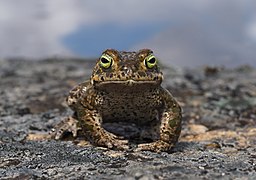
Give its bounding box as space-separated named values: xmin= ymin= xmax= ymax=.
xmin=100 ymin=54 xmax=113 ymax=69
xmin=144 ymin=54 xmax=157 ymax=69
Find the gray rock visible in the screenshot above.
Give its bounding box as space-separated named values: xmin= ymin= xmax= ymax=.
xmin=0 ymin=59 xmax=255 ymax=179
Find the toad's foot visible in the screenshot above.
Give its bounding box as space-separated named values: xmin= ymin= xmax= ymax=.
xmin=92 ymin=130 xmax=129 ymax=150
xmin=136 ymin=140 xmax=173 ymax=152
xmin=50 ymin=116 xmax=81 ymax=140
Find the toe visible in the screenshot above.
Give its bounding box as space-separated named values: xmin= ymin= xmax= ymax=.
xmin=136 ymin=141 xmax=172 ymax=152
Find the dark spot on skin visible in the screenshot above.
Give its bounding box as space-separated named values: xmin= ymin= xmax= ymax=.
xmin=121 ymin=72 xmax=125 ymax=77
xmin=168 ymin=119 xmax=178 ymax=128
xmin=138 ymin=71 xmax=146 ymax=77
xmin=109 ymin=73 xmax=113 ymax=78
xmin=85 ymin=124 xmax=94 ymax=131
xmin=146 ymin=72 xmax=151 ymax=76
xmin=101 ymin=76 xmax=105 ymax=81
xmin=172 ymin=106 xmax=181 ymax=113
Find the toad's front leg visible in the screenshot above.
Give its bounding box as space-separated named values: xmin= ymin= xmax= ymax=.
xmin=50 ymin=115 xmax=81 ymax=140
xmin=137 ymin=89 xmax=182 ymax=152
xmin=78 ymin=109 xmax=129 ymax=150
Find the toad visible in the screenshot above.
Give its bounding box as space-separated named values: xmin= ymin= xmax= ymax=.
xmin=51 ymin=49 xmax=182 ymax=152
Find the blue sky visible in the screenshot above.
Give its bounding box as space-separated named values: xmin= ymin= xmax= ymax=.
xmin=0 ymin=0 xmax=256 ymax=67
xmin=62 ymin=23 xmax=168 ymax=57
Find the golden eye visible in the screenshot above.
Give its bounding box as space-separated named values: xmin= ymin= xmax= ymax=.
xmin=100 ymin=54 xmax=113 ymax=69
xmin=144 ymin=54 xmax=157 ymax=68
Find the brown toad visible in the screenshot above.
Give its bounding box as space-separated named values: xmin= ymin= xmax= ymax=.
xmin=52 ymin=49 xmax=182 ymax=152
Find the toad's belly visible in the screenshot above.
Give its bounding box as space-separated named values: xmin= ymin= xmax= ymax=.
xmin=97 ymin=93 xmax=162 ymax=125
xmin=101 ymin=107 xmax=158 ymax=125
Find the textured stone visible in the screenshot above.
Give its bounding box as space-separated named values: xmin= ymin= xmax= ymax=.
xmin=0 ymin=59 xmax=255 ymax=179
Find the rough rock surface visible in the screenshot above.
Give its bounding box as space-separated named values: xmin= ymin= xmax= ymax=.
xmin=0 ymin=59 xmax=255 ymax=179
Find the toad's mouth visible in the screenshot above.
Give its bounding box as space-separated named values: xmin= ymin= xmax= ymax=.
xmin=94 ymin=79 xmax=160 ymax=86
xmin=93 ymin=79 xmax=161 ymax=92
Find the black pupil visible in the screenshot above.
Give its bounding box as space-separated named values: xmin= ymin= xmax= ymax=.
xmin=148 ymin=57 xmax=156 ymax=64
xmin=101 ymin=57 xmax=110 ymax=64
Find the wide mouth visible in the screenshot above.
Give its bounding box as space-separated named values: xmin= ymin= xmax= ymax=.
xmin=95 ymin=79 xmax=160 ymax=86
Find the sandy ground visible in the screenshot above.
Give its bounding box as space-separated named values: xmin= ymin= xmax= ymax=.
xmin=0 ymin=59 xmax=255 ymax=179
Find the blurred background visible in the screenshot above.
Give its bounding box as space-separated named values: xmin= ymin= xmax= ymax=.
xmin=0 ymin=0 xmax=256 ymax=67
